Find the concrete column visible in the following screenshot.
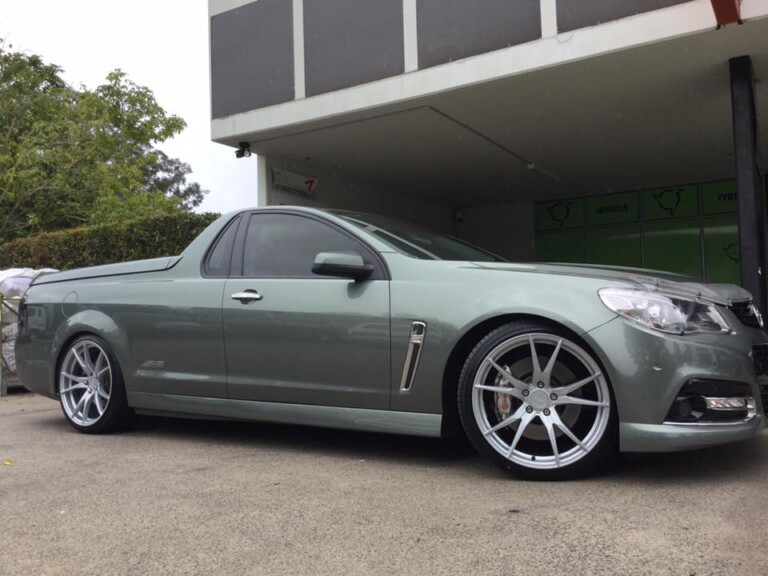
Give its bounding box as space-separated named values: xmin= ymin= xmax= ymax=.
xmin=257 ymin=154 xmax=270 ymax=206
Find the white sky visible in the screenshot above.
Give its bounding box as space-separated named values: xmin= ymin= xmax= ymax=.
xmin=1 ymin=0 xmax=259 ymax=215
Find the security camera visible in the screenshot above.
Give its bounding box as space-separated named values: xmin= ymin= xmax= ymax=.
xmin=235 ymin=142 xmax=252 ymax=159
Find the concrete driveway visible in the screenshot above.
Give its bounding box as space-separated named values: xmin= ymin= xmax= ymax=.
xmin=1 ymin=392 xmax=766 ymax=576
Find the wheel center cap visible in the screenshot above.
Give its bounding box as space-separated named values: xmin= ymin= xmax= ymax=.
xmin=528 ymin=390 xmax=550 ymax=411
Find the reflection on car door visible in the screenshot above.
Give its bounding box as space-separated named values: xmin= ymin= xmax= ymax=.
xmin=222 ymin=212 xmax=391 ymax=409
xmin=129 ymin=216 xmax=242 ymax=399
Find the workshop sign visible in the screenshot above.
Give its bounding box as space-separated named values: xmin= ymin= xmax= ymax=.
xmin=272 ymin=168 xmax=319 ymax=199
xmin=587 ymin=192 xmax=639 ymax=226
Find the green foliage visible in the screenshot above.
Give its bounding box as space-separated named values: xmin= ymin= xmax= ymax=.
xmin=0 ymin=44 xmax=207 ymax=244
xmin=0 ymin=212 xmax=219 ymax=270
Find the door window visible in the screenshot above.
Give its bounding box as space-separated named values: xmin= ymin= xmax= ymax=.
xmin=203 ymin=215 xmax=241 ymax=277
xmin=242 ymin=213 xmax=367 ymax=278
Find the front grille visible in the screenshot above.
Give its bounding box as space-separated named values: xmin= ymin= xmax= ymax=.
xmin=752 ymin=344 xmax=768 ymax=411
xmin=729 ymin=300 xmax=763 ymax=328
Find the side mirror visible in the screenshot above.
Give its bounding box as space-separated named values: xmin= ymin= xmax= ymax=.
xmin=312 ymin=252 xmax=373 ymax=280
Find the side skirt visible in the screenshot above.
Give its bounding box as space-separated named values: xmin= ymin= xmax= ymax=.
xmin=127 ymin=392 xmax=443 ymax=438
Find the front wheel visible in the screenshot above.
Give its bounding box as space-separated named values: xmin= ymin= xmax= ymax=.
xmin=58 ymin=336 xmax=132 ymax=434
xmin=458 ymin=322 xmax=616 ymax=480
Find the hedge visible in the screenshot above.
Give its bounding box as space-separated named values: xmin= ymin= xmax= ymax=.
xmin=0 ymin=212 xmax=220 ymax=270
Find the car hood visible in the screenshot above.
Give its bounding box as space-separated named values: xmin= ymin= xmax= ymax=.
xmin=470 ymin=261 xmax=752 ymax=306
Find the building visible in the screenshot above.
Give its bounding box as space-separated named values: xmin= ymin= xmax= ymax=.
xmin=208 ymin=0 xmax=768 ymax=310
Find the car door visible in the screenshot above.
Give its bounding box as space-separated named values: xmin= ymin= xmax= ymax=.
xmin=222 ymin=211 xmax=391 ymax=409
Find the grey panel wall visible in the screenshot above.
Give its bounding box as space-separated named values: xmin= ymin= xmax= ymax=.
xmin=417 ymin=0 xmax=541 ymax=69
xmin=211 ymin=0 xmax=294 ymax=119
xmin=304 ymin=0 xmax=404 ymax=97
xmin=557 ymin=0 xmax=693 ymax=33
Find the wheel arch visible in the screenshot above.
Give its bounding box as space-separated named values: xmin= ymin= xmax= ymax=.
xmin=51 ymin=311 xmax=129 ymax=395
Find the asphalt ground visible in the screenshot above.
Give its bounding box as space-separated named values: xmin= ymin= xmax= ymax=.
xmin=1 ymin=392 xmax=766 ymax=576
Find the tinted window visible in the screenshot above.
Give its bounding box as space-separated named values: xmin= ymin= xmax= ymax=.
xmin=335 ymin=212 xmax=504 ymax=262
xmin=242 ymin=213 xmax=363 ymax=277
xmin=204 ymin=216 xmax=240 ymax=276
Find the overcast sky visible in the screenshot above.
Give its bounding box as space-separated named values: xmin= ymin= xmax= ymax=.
xmin=1 ymin=0 xmax=259 ymax=215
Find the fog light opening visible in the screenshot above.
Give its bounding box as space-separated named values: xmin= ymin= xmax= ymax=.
xmin=665 ymin=380 xmax=756 ymax=424
xmin=670 ymin=396 xmax=704 ymax=422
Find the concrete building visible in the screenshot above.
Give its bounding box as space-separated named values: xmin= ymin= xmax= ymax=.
xmin=208 ymin=0 xmax=768 ymax=309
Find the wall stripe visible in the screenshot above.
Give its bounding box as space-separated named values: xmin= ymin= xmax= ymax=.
xmin=403 ymin=0 xmax=419 ymax=72
xmin=540 ymin=0 xmax=558 ymax=37
xmin=293 ymin=0 xmax=306 ymax=99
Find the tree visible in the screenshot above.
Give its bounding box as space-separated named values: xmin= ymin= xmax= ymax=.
xmin=0 ymin=44 xmax=207 ymax=243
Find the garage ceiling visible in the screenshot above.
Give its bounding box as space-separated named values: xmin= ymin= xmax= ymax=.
xmin=243 ymin=16 xmax=768 ymax=209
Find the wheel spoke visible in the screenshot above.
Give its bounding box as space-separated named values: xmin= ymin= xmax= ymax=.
xmin=97 ymin=387 xmax=110 ymax=400
xmin=81 ymin=345 xmax=97 ymax=375
xmin=554 ymin=396 xmax=609 ymax=408
xmin=550 ymin=410 xmax=588 ymax=453
xmin=484 ymin=405 xmax=527 ymax=435
xmin=541 ymin=415 xmax=560 ymax=467
xmin=81 ymin=391 xmax=94 ymax=420
xmin=555 ymin=372 xmax=602 ymax=396
xmin=61 ymin=373 xmax=88 ymax=383
xmin=528 ymin=336 xmax=542 ymax=381
xmin=60 ymin=383 xmax=88 ymax=395
xmin=474 ymin=383 xmax=523 ymax=401
xmin=72 ymin=347 xmax=89 ymax=373
xmin=486 ymin=358 xmax=527 ymax=389
xmin=506 ymin=411 xmax=535 ymax=458
xmin=93 ymin=352 xmax=105 ymax=375
xmin=542 ymin=338 xmax=563 ymax=383
xmin=72 ymin=392 xmax=88 ymax=418
xmin=94 ymin=391 xmax=104 ymax=415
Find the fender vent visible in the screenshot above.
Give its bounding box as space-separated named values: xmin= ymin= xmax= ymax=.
xmin=399 ymin=321 xmax=427 ymax=393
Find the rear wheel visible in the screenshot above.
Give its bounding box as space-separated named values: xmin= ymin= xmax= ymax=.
xmin=58 ymin=336 xmax=132 ymax=434
xmin=458 ymin=322 xmax=616 ymax=480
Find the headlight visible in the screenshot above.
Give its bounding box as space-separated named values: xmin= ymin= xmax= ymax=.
xmin=598 ymin=288 xmax=730 ymax=334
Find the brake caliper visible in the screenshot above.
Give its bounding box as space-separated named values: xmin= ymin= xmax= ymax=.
xmin=494 ymin=365 xmax=513 ymax=421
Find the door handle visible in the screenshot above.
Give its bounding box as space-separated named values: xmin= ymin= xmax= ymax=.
xmin=231 ymin=290 xmax=263 ymax=303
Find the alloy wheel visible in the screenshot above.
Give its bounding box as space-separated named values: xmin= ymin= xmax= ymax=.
xmin=470 ymin=333 xmax=611 ymax=471
xmin=59 ymin=339 xmax=113 ymax=427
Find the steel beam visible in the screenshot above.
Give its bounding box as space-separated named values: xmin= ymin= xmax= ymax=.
xmin=730 ymin=56 xmax=766 ymax=315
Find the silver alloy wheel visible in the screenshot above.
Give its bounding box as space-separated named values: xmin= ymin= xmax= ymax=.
xmin=471 ymin=333 xmax=610 ymax=470
xmin=59 ymin=340 xmax=113 ymax=427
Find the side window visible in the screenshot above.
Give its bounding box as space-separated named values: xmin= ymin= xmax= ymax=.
xmin=204 ymin=216 xmax=240 ymax=276
xmin=242 ymin=213 xmax=363 ymax=278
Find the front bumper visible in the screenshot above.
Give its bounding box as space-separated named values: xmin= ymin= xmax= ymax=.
xmin=620 ymin=418 xmax=764 ymax=452
xmin=584 ymin=317 xmax=766 ymax=452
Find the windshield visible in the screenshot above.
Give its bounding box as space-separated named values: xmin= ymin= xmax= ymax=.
xmin=334 ymin=211 xmax=505 ymax=262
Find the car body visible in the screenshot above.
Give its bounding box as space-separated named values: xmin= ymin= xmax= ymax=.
xmin=15 ymin=207 xmax=768 ymax=479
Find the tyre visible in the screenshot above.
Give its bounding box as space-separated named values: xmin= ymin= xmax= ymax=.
xmin=58 ymin=335 xmax=132 ymax=434
xmin=458 ymin=322 xmax=616 ymax=480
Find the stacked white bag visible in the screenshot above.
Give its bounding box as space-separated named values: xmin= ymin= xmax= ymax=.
xmin=0 ymin=269 xmax=56 ymax=372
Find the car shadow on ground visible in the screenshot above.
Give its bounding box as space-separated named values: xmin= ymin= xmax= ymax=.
xmin=129 ymin=414 xmax=766 ymax=482
xmin=33 ymin=408 xmax=766 ymax=482
xmin=131 ymin=413 xmax=483 ymax=467
xmin=610 ymin=438 xmax=767 ymax=483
